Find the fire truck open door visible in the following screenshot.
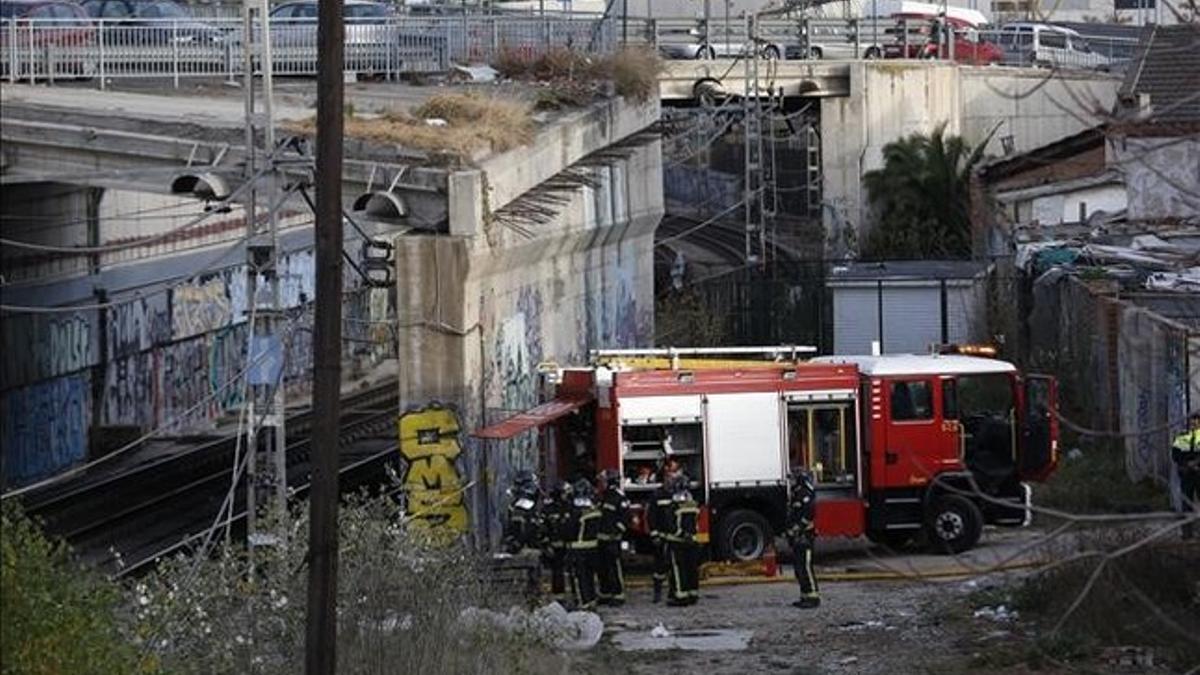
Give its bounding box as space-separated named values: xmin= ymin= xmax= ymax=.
xmin=1019 ymin=375 xmax=1058 ymax=482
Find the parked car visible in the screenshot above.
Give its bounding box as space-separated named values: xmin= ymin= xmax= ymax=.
xmin=267 ymin=0 xmax=446 ymax=75
xmin=658 ymin=25 xmax=786 ymax=60
xmin=80 ymin=0 xmax=225 ymax=46
xmin=992 ymin=22 xmax=1111 ymax=71
xmin=785 ymin=22 xmax=884 ymax=59
xmin=0 ymin=0 xmax=96 ymax=78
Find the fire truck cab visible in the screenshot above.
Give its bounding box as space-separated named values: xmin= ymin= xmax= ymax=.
xmin=474 ymin=347 xmax=1058 ymax=559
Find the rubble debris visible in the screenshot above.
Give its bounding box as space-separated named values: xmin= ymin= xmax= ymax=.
xmin=450 ymin=64 xmax=500 ymax=83
xmin=611 ymin=628 xmax=753 ymax=652
xmin=458 ymin=601 xmax=603 ymax=651
xmin=972 ymin=605 xmax=1019 ymax=622
xmin=1102 ymin=646 xmax=1156 ymax=668
xmin=837 ymin=620 xmax=887 ymax=631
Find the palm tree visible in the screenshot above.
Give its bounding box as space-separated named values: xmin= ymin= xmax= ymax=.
xmin=862 ymin=123 xmax=993 ymax=260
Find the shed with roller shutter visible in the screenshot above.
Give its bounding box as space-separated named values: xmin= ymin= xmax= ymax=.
xmin=829 ymin=260 xmax=993 ymax=355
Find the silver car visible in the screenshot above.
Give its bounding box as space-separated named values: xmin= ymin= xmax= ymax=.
xmin=991 ymin=23 xmax=1111 ymax=71
xmin=268 ymin=0 xmax=444 ymax=74
xmin=658 ymin=25 xmax=787 ymax=60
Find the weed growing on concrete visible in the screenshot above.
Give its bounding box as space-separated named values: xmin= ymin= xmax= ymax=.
xmin=493 ymin=47 xmax=661 ymax=106
xmin=289 ymin=93 xmax=534 ymax=164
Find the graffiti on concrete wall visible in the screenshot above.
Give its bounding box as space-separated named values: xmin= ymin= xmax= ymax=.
xmin=1 ymin=374 xmax=90 ymax=487
xmin=1 ymin=311 xmax=98 ymax=390
xmin=160 ymin=336 xmax=214 ymax=431
xmin=102 ymin=351 xmax=157 ymax=428
xmin=172 ymin=275 xmax=234 ymax=340
xmin=209 ymin=323 xmax=248 ymax=413
xmin=108 ymin=294 xmax=171 ymax=360
xmin=398 ymin=404 xmax=469 ymax=537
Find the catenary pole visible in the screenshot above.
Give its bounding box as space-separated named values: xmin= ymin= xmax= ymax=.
xmin=305 ymin=0 xmax=344 ymax=668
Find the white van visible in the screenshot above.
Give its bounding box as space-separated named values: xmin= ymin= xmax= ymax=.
xmin=993 ymin=23 xmax=1111 ymax=71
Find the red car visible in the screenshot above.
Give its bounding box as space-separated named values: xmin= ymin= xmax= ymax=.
xmin=1 ymin=0 xmax=96 ymax=79
xmin=883 ymin=14 xmax=1003 ymax=66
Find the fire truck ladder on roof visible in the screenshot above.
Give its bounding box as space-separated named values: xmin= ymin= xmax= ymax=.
xmin=591 ymin=346 xmax=818 ymax=370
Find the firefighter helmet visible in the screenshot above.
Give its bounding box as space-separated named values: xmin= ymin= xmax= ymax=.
xmin=789 ymin=467 xmax=815 ymax=494
xmin=572 ymin=478 xmax=595 ymax=502
xmin=601 ymin=469 xmax=622 ymax=489
xmin=549 ymin=480 xmax=573 ymax=501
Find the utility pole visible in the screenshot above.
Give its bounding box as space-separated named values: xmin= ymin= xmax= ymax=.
xmin=242 ymin=0 xmax=286 ymax=559
xmin=305 ymin=0 xmax=344 ymax=665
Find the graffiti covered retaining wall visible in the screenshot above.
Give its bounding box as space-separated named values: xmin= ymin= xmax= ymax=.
xmin=397 ymin=404 xmax=469 ymax=539
xmin=1 ymin=246 xmax=395 ymax=488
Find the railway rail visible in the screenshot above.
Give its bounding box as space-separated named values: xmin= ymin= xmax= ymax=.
xmin=20 ymin=381 xmax=399 ymax=575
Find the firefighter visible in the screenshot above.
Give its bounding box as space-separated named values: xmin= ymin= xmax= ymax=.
xmin=502 ymin=470 xmax=542 ymax=554
xmin=542 ymin=480 xmax=574 ymax=599
xmin=566 ymin=477 xmax=602 ymax=610
xmin=596 ymin=469 xmax=630 ymax=606
xmin=1172 ymin=412 xmax=1200 ymax=540
xmin=648 ymin=459 xmax=682 ymax=603
xmin=786 ymin=467 xmax=820 ymax=609
xmin=648 ymin=477 xmax=673 ymax=603
xmin=663 ymin=473 xmax=701 ymax=606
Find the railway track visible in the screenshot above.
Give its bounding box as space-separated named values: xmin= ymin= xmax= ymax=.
xmin=21 ymin=381 xmax=399 ymax=574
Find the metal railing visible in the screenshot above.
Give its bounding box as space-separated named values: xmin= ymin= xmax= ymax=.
xmin=1 ymin=14 xmax=1136 ymax=87
xmin=633 ymin=16 xmax=1135 ymax=71
xmin=1 ymin=15 xmax=615 ymax=86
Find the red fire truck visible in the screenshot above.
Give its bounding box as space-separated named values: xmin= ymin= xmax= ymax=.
xmin=474 ymin=346 xmax=1058 ymax=558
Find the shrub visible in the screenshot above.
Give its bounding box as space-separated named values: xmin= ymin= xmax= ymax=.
xmin=1 ymin=502 xmax=145 ymax=674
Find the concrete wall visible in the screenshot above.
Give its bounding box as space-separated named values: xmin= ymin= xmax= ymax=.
xmin=820 ymin=62 xmax=1121 ymax=249
xmin=393 ymin=100 xmax=662 ymax=545
xmin=0 ymin=244 xmax=391 ymax=488
xmin=1115 ymin=136 xmax=1200 ymax=221
xmin=1025 ymin=183 xmax=1126 ymax=224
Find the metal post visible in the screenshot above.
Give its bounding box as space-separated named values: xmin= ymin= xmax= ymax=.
xmin=240 ymin=0 xmax=261 ymax=559
xmin=305 ymin=0 xmax=344 ymax=665
xmin=97 ymin=20 xmax=105 ymax=89
xmin=172 ymin=21 xmax=179 ymax=88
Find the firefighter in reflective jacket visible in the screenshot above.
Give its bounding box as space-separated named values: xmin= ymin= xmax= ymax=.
xmin=502 ymin=471 xmax=542 ymax=554
xmin=1172 ymin=412 xmax=1200 ymax=540
xmin=786 ymin=467 xmax=820 ymax=608
xmin=542 ymin=481 xmax=574 ymax=599
xmin=648 ymin=481 xmax=674 ymax=603
xmin=566 ymin=478 xmax=602 ymax=610
xmin=596 ymin=469 xmax=630 ymax=606
xmin=664 ymin=474 xmax=701 ymax=606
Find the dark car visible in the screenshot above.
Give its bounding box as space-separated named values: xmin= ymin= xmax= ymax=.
xmin=80 ymin=0 xmax=225 ymax=45
xmin=0 ymin=0 xmax=96 ymax=79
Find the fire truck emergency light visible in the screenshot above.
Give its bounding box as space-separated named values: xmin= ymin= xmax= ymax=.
xmin=935 ymin=343 xmax=998 ymax=358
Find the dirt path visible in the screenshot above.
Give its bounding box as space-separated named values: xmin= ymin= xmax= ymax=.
xmin=570 ymin=528 xmax=1048 ymax=674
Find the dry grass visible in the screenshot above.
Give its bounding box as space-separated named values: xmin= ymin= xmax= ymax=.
xmin=493 ymin=47 xmax=661 ymax=107
xmin=288 ymin=93 xmax=534 ymax=163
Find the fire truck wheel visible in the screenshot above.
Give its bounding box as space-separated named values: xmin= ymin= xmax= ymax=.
xmin=925 ymin=495 xmax=983 ymax=554
xmin=715 ymin=509 xmax=773 ymax=561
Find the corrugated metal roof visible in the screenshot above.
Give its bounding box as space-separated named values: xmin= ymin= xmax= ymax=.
xmin=828 ymin=260 xmax=992 ymax=283
xmin=1120 ymin=24 xmax=1200 ymax=125
xmin=473 ymin=394 xmax=593 ymax=439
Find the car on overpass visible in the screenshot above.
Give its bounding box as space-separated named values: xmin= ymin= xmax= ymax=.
xmin=266 ymin=0 xmax=446 ymax=75
xmin=0 ymin=0 xmax=96 ymax=79
xmin=657 ymin=24 xmax=787 ymax=60
xmin=991 ymin=23 xmax=1112 ymax=71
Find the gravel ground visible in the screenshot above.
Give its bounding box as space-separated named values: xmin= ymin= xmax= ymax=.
xmin=573 ymin=575 xmax=990 ymax=675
